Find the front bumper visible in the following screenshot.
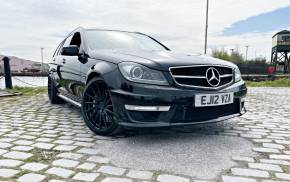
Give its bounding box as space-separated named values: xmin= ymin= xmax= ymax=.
xmin=109 ymin=79 xmax=247 ymax=128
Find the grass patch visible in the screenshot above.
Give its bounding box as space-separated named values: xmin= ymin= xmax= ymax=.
xmin=5 ymin=86 xmax=47 ymax=96
xmin=246 ymin=78 xmax=290 ymax=87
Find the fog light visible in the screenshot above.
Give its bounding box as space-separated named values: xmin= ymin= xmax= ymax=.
xmin=125 ymin=105 xmax=170 ymax=111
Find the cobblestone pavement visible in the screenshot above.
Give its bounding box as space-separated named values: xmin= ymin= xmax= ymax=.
xmin=0 ymin=88 xmax=290 ymax=182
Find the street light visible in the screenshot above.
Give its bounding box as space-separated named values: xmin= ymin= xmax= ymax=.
xmin=40 ymin=47 xmax=44 ymax=73
xmin=245 ymin=45 xmax=249 ymax=61
xmin=40 ymin=47 xmax=44 ymax=86
xmin=204 ymin=0 xmax=209 ymax=55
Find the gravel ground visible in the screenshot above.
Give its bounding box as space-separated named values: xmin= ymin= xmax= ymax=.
xmin=0 ymin=87 xmax=290 ymax=182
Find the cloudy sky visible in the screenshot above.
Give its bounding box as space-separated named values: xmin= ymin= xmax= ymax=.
xmin=0 ymin=0 xmax=290 ymax=63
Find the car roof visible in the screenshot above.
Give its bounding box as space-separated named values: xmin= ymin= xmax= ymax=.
xmin=72 ymin=27 xmax=142 ymax=35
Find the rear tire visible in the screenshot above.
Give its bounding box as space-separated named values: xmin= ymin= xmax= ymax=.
xmin=81 ymin=77 xmax=122 ymax=136
xmin=48 ymin=76 xmax=64 ymax=104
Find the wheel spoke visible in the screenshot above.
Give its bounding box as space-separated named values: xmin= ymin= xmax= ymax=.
xmin=93 ymin=111 xmax=100 ymax=126
xmin=85 ymin=93 xmax=95 ymax=100
xmin=85 ymin=102 xmax=99 ymax=105
xmin=98 ymin=112 xmax=102 ymax=129
xmin=103 ymin=114 xmax=108 ymax=128
xmin=86 ymin=106 xmax=98 ymax=113
xmin=90 ymin=87 xmax=98 ymax=97
xmin=105 ymin=109 xmax=114 ymax=115
xmin=106 ymin=104 xmax=113 ymax=108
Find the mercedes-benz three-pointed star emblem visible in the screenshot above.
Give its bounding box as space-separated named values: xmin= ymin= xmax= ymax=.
xmin=206 ymin=67 xmax=220 ymax=87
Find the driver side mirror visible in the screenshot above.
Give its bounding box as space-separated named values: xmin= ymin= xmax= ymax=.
xmin=61 ymin=45 xmax=79 ymax=56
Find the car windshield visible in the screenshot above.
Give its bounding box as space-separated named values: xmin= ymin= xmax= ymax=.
xmin=85 ymin=30 xmax=167 ymax=51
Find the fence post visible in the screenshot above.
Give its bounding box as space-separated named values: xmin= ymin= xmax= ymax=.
xmin=3 ymin=56 xmax=13 ymax=89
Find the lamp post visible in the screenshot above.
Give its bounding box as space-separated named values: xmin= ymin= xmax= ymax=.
xmin=204 ymin=0 xmax=209 ymax=55
xmin=40 ymin=48 xmax=44 ymax=74
xmin=245 ymin=45 xmax=249 ymax=61
xmin=40 ymin=47 xmax=45 ymax=86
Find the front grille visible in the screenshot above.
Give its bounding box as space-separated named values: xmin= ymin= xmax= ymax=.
xmin=170 ymin=65 xmax=234 ymax=89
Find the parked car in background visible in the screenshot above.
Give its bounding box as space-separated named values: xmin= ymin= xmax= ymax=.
xmin=48 ymin=27 xmax=247 ymax=135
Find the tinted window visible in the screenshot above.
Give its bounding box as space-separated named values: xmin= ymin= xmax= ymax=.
xmin=85 ymin=30 xmax=167 ymax=51
xmin=70 ymin=32 xmax=81 ymax=47
xmin=282 ymin=35 xmax=290 ymax=41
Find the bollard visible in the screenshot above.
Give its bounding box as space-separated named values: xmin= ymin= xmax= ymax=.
xmin=3 ymin=56 xmax=13 ymax=89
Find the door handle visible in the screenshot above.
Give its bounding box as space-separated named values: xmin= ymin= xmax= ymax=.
xmin=62 ymin=58 xmax=66 ymax=64
xmin=53 ymin=58 xmax=56 ymax=62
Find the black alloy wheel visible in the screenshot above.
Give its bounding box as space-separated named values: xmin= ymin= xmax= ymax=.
xmin=81 ymin=77 xmax=120 ymax=135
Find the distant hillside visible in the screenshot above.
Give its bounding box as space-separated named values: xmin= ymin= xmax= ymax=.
xmin=0 ymin=55 xmax=48 ymax=73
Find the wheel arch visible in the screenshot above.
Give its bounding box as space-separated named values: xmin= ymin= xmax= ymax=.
xmin=85 ymin=61 xmax=118 ymax=84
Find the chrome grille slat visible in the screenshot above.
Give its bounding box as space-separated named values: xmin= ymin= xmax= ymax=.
xmin=169 ymin=65 xmax=234 ymax=89
xmin=173 ymin=75 xmax=206 ymax=79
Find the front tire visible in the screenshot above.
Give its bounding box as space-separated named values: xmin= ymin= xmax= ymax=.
xmin=48 ymin=76 xmax=64 ymax=104
xmin=81 ymin=77 xmax=121 ymax=136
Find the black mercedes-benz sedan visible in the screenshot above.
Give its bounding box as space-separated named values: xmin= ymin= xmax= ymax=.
xmin=48 ymin=27 xmax=247 ymax=135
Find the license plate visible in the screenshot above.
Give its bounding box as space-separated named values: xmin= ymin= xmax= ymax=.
xmin=195 ymin=93 xmax=234 ymax=107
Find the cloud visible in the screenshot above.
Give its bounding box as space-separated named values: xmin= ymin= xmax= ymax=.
xmin=0 ymin=0 xmax=290 ymax=62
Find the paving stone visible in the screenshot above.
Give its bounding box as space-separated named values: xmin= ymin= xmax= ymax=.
xmin=74 ymin=141 xmax=94 ymax=147
xmin=0 ymin=168 xmax=20 ymax=178
xmin=12 ymin=146 xmax=34 ymax=151
xmin=260 ymin=159 xmax=290 ymax=166
xmin=17 ymin=173 xmax=46 ymax=182
xmin=231 ymin=168 xmax=269 ymax=178
xmin=157 ymin=174 xmax=190 ymax=182
xmin=53 ymin=145 xmax=77 ymax=151
xmin=77 ymin=163 xmax=96 ymax=170
xmin=53 ymin=140 xmax=74 ymax=145
xmin=232 ymin=156 xmax=255 ymax=163
xmin=45 ymin=167 xmax=74 ymax=178
xmin=36 ymin=138 xmax=53 ymax=142
xmin=126 ymin=169 xmax=153 ymax=180
xmin=52 ymin=159 xmax=79 ymax=168
xmin=100 ymin=177 xmax=132 ymax=182
xmin=13 ymin=140 xmax=34 ymax=145
xmin=248 ymin=163 xmax=282 ymax=172
xmin=253 ymin=147 xmax=280 ymax=153
xmin=97 ymin=166 xmax=126 ymax=176
xmin=275 ymin=140 xmax=290 ymax=145
xmin=3 ymin=151 xmax=33 ymax=160
xmin=270 ymin=154 xmax=290 ymax=160
xmin=72 ymin=172 xmax=100 ymax=181
xmin=0 ymin=149 xmax=7 ymax=155
xmin=77 ymin=148 xmax=99 ymax=155
xmin=222 ymin=176 xmax=257 ymax=182
xmin=21 ymin=163 xmax=48 ymax=172
xmin=262 ymin=143 xmax=285 ymax=150
xmin=253 ymin=139 xmax=272 ymax=143
xmin=0 ymin=159 xmax=22 ymax=167
xmin=240 ymin=134 xmax=262 ymax=139
xmin=275 ymin=173 xmax=290 ymax=180
xmin=0 ymin=142 xmax=12 ymax=149
xmin=87 ymin=155 xmax=110 ymax=163
xmin=56 ymin=152 xmax=83 ymax=160
xmin=33 ymin=143 xmax=55 ymax=150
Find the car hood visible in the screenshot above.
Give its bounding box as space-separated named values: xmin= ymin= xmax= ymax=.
xmin=89 ymin=50 xmax=237 ymax=71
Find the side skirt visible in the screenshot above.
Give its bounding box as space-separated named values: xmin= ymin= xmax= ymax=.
xmin=58 ymin=94 xmax=82 ymax=108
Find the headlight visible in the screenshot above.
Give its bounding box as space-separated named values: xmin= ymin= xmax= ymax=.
xmin=118 ymin=62 xmax=169 ymax=85
xmin=234 ymin=68 xmax=242 ymax=82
